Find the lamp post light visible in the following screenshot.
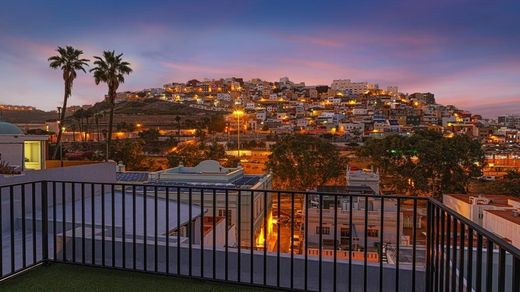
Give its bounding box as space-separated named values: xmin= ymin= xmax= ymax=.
xmin=233 ymin=110 xmax=244 ymax=158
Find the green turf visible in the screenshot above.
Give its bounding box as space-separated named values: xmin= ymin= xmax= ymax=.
xmin=1 ymin=263 xmax=275 ymax=292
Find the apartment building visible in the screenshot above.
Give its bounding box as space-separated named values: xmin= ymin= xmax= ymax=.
xmin=126 ymin=160 xmax=273 ymax=249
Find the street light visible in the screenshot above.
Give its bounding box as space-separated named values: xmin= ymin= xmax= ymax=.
xmin=233 ymin=110 xmax=244 ymax=158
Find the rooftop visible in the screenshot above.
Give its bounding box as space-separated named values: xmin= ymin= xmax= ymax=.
xmin=2 ymin=263 xmax=273 ymax=292
xmin=119 ymin=160 xmax=269 ymax=189
xmin=0 ymin=121 xmax=23 ymax=135
xmin=445 ymin=193 xmax=513 ymax=207
xmin=485 ymin=209 xmax=520 ymax=225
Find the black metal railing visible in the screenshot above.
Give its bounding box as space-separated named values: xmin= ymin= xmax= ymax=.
xmin=427 ymin=199 xmax=520 ymax=292
xmin=0 ymin=180 xmax=518 ymax=291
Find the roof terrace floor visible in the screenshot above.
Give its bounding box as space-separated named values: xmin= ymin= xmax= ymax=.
xmin=1 ymin=263 xmax=275 ymax=292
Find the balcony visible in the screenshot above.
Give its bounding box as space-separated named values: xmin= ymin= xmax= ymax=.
xmin=0 ymin=181 xmax=519 ymax=291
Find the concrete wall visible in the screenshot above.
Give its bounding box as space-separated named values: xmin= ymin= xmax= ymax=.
xmin=484 ymin=211 xmax=520 ymax=248
xmin=51 ymin=235 xmax=425 ymax=292
xmin=0 ymin=163 xmax=117 ymax=231
xmin=0 ymin=162 xmax=117 ymax=186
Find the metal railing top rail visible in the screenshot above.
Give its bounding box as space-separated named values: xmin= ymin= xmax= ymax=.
xmin=1 ymin=180 xmax=427 ymax=200
xmin=429 ymin=197 xmax=520 ymax=257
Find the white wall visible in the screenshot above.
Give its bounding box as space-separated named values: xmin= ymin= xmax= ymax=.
xmin=484 ymin=211 xmax=520 ymax=248
xmin=0 ymin=162 xmax=117 ymax=186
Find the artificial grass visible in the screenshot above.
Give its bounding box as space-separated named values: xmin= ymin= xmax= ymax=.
xmin=1 ymin=263 xmax=275 ymax=292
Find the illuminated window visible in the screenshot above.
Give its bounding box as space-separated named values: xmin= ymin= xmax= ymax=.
xmin=24 ymin=141 xmax=42 ymax=170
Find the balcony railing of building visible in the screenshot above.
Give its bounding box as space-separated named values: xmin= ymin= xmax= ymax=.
xmin=0 ymin=181 xmax=519 ymax=291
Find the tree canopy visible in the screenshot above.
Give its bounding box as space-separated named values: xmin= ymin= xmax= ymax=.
xmin=110 ymin=139 xmax=145 ymax=170
xmin=504 ymin=170 xmax=520 ymax=197
xmin=167 ymin=141 xmax=239 ymax=168
xmin=359 ymin=130 xmax=485 ymax=196
xmin=267 ymin=135 xmax=347 ymax=191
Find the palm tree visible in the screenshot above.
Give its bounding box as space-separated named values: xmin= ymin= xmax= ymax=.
xmin=72 ymin=108 xmax=85 ymax=142
xmin=84 ymin=109 xmax=93 ymax=141
xmin=90 ymin=51 xmax=132 ymax=161
xmin=94 ymin=112 xmax=103 ymax=142
xmin=175 ymin=115 xmax=181 ymax=141
xmin=48 ymin=46 xmax=89 ymax=159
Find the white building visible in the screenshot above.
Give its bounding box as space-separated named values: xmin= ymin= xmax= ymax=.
xmin=307 ymin=186 xmax=403 ymax=262
xmin=346 ymin=166 xmax=380 ymax=195
xmin=483 ymin=208 xmax=520 ymax=248
xmin=331 ymin=79 xmax=378 ymax=95
xmin=443 ymin=194 xmax=516 ymax=226
xmin=0 ymin=121 xmax=48 ymax=171
xmin=122 ymin=160 xmax=273 ymax=249
xmin=386 ymin=86 xmax=399 ymax=95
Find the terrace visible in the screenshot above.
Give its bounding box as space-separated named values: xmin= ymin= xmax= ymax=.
xmin=0 ymin=181 xmax=519 ymax=291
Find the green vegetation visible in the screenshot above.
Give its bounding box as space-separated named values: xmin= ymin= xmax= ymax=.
xmin=0 ymin=110 xmax=57 ymax=124
xmin=48 ymin=46 xmax=89 ymax=159
xmin=167 ymin=142 xmax=239 ymax=168
xmin=504 ymin=171 xmax=520 ymax=196
xmin=110 ymin=139 xmax=146 ymax=170
xmin=267 ymin=135 xmax=347 ymax=191
xmin=0 ymin=154 xmax=21 ymax=175
xmin=1 ymin=263 xmax=272 ymax=291
xmin=359 ymin=130 xmax=485 ymax=196
xmin=91 ymin=50 xmax=133 ymax=161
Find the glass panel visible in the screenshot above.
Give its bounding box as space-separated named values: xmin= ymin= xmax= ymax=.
xmin=24 ymin=140 xmax=41 ymax=170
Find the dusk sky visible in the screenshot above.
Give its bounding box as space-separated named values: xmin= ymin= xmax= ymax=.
xmin=1 ymin=0 xmax=519 ymax=118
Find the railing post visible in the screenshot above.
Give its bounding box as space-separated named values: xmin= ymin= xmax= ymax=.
xmin=41 ymin=181 xmax=49 ymax=262
xmin=425 ymin=200 xmax=432 ymax=292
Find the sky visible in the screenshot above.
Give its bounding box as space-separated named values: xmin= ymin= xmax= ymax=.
xmin=0 ymin=0 xmax=519 ymax=118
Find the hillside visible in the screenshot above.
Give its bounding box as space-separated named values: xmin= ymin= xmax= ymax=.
xmin=114 ymin=99 xmax=215 ymax=115
xmin=0 ymin=109 xmax=57 ymax=123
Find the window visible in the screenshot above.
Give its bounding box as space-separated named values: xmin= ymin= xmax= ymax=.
xmin=219 ymin=209 xmax=232 ymax=226
xmin=367 ymin=227 xmax=379 ymax=238
xmin=24 ymin=141 xmax=42 ymax=170
xmin=340 ymin=227 xmax=351 ymax=237
xmin=316 ymin=226 xmax=330 ymax=235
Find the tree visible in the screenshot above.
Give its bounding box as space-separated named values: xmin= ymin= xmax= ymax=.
xmin=195 ymin=127 xmax=207 ymax=145
xmin=175 ymin=115 xmax=181 ymax=141
xmin=359 ymin=130 xmax=485 ymax=196
xmin=267 ymin=135 xmax=347 ymax=190
xmin=83 ymin=109 xmax=92 ymax=141
xmin=205 ymin=142 xmax=226 ymax=160
xmin=208 ymin=115 xmax=226 ymax=133
xmin=138 ymin=128 xmax=160 ymax=143
xmin=222 ymin=155 xmax=240 ymax=168
xmin=504 ymin=171 xmax=520 ymax=197
xmin=110 ymin=139 xmax=145 ymax=170
xmin=94 ymin=112 xmax=103 ymax=142
xmin=167 ymin=143 xmax=205 ymax=167
xmin=72 ymin=108 xmax=86 ymax=141
xmin=90 ymin=51 xmax=132 ymax=161
xmin=48 ymin=46 xmax=89 ymax=159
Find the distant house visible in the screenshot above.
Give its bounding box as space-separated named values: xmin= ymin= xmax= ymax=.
xmin=0 ymin=121 xmax=48 ymax=171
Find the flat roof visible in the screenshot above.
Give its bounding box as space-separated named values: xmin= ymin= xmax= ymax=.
xmin=445 ymin=194 xmax=512 ymax=207
xmin=117 ymin=172 xmax=264 ymax=189
xmin=485 ymin=209 xmax=520 ymax=225
xmin=30 ymin=190 xmax=202 ymax=237
xmin=317 ymin=185 xmax=376 ymax=195
xmin=117 ymin=172 xmax=149 ymax=182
